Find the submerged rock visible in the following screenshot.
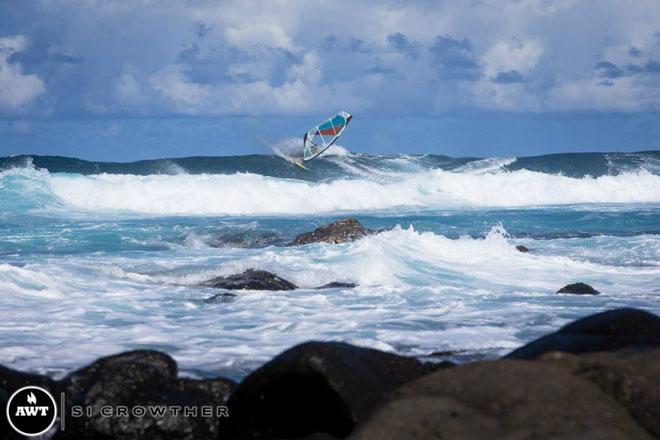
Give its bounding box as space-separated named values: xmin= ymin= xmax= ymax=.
xmin=515 ymin=244 xmax=529 ymax=252
xmin=205 ymin=292 xmax=238 ymax=303
xmin=218 ymin=341 xmax=431 ymax=439
xmin=506 ymin=307 xmax=660 ymax=359
xmin=206 ymin=231 xmax=282 ymax=249
xmin=289 ymin=218 xmax=370 ymax=246
xmin=353 ymin=358 xmax=652 ymax=440
xmin=56 ymin=350 xmax=235 ymax=440
xmin=201 ymin=269 xmax=297 ymax=291
xmin=557 ymin=282 xmax=600 ymax=295
xmin=316 ymin=282 xmax=357 ymax=289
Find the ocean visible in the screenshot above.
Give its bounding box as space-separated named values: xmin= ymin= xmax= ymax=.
xmin=0 ymin=150 xmax=659 ymax=381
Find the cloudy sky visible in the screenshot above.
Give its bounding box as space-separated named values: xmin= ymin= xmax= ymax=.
xmin=1 ymin=0 xmax=660 ymax=160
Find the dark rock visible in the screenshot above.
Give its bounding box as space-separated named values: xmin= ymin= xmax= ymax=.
xmin=289 ymin=218 xmax=369 ymax=246
xmin=557 ymin=282 xmax=600 ymax=295
xmin=201 ymin=269 xmax=297 ymax=291
xmin=353 ymin=359 xmax=652 ymax=439
xmin=515 ymin=244 xmax=529 ymax=252
xmin=316 ymin=282 xmax=357 ymax=289
xmin=207 ymin=231 xmax=282 ymax=249
xmin=506 ymin=308 xmax=660 ymax=359
xmin=61 ymin=350 xmax=178 ymax=401
xmin=219 ymin=341 xmax=431 ymax=439
xmin=427 ymin=350 xmax=461 ymax=357
xmin=542 ymin=349 xmax=660 ymax=437
xmin=204 ymin=292 xmax=238 ymax=303
xmin=56 ymin=350 xmax=235 ymax=440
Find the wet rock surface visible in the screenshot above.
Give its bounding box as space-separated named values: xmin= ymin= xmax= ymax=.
xmin=557 ymin=282 xmax=600 ymax=295
xmin=315 ymin=282 xmax=358 ymax=289
xmin=289 ymin=218 xmax=372 ymax=246
xmin=506 ymin=307 xmax=660 ymax=359
xmin=202 ymin=269 xmax=297 ymax=291
xmin=206 ymin=231 xmax=283 ymax=249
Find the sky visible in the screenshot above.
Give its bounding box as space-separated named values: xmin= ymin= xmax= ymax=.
xmin=1 ymin=0 xmax=660 ymax=160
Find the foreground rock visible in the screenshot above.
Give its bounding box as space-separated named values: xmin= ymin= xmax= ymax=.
xmin=202 ymin=269 xmax=297 ymax=291
xmin=557 ymin=282 xmax=600 ymax=295
xmin=289 ymin=218 xmax=370 ymax=246
xmin=506 ymin=307 xmax=660 ymax=359
xmin=353 ymin=357 xmax=653 ymax=440
xmin=219 ymin=341 xmax=431 ymax=439
xmin=542 ymin=349 xmax=660 ymax=438
xmin=515 ymin=244 xmax=529 ymax=252
xmin=56 ymin=350 xmax=235 ymax=440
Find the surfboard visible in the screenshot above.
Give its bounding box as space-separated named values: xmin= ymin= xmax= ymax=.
xmin=291 ymin=159 xmax=310 ymax=170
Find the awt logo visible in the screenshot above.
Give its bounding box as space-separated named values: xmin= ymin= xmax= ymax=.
xmin=6 ymin=386 xmax=58 ymax=436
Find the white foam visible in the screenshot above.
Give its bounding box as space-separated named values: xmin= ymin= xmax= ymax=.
xmin=1 ymin=225 xmax=658 ymax=378
xmin=42 ymin=168 xmax=660 ymax=216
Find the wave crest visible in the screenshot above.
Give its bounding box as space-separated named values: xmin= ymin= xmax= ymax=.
xmin=2 ymin=164 xmax=659 ymax=216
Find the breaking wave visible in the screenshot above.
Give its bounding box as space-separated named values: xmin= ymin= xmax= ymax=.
xmin=1 ymin=161 xmax=659 ymax=216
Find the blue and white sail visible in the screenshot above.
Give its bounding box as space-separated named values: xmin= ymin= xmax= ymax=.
xmin=303 ymin=111 xmax=352 ymax=161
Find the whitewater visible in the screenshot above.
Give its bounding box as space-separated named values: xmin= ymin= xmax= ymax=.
xmin=0 ymin=151 xmax=658 ymax=380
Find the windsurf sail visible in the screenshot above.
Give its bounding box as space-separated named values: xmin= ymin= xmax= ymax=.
xmin=303 ymin=111 xmax=352 ymax=161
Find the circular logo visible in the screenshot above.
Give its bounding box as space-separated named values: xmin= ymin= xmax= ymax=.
xmin=6 ymin=386 xmax=57 ymax=437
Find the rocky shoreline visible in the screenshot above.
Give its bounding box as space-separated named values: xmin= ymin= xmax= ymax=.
xmin=1 ymin=307 xmax=659 ymax=439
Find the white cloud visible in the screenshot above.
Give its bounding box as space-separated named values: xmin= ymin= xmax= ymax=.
xmin=150 ymin=50 xmax=365 ymax=115
xmin=150 ymin=66 xmax=209 ymax=113
xmin=225 ymin=24 xmax=297 ymax=51
xmin=482 ymin=39 xmax=544 ymax=77
xmin=114 ymin=71 xmax=148 ymax=106
xmin=0 ymin=35 xmax=45 ymax=113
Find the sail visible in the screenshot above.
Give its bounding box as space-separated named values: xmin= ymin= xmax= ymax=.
xmin=303 ymin=111 xmax=352 ymax=161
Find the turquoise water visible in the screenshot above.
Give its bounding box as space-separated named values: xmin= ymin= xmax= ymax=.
xmin=0 ymin=151 xmax=658 ymax=380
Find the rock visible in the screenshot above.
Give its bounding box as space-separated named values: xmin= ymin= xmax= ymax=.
xmin=56 ymin=350 xmax=235 ymax=440
xmin=316 ymin=282 xmax=357 ymax=289
xmin=201 ymin=269 xmax=297 ymax=291
xmin=506 ymin=308 xmax=660 ymax=359
xmin=207 ymin=231 xmax=282 ymax=248
xmin=352 ymin=359 xmax=652 ymax=439
xmin=515 ymin=244 xmax=529 ymax=252
xmin=541 ymin=349 xmax=660 ymax=437
xmin=219 ymin=341 xmax=431 ymax=439
xmin=557 ymin=282 xmax=600 ymax=295
xmin=289 ymin=218 xmax=369 ymax=246
xmin=61 ymin=350 xmax=178 ymax=400
xmin=204 ymin=292 xmax=238 ymax=303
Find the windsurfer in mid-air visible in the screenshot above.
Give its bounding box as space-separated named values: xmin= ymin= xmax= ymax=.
xmin=290 ymin=111 xmax=352 ymax=170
